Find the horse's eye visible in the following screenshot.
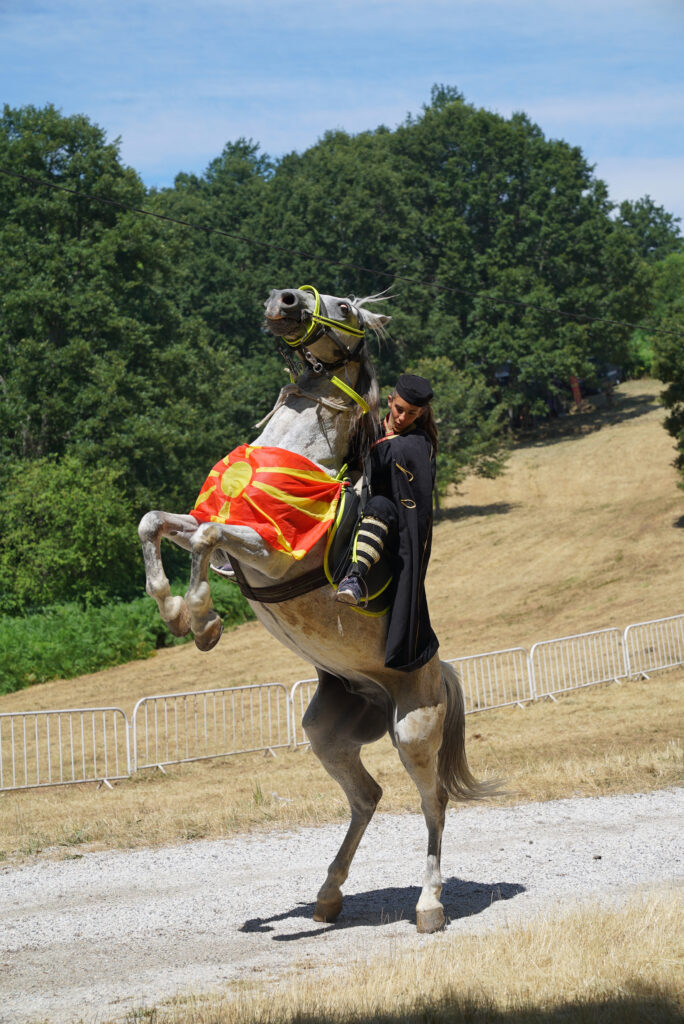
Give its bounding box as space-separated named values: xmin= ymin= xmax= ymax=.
xmin=338 ymin=303 xmax=349 ymax=314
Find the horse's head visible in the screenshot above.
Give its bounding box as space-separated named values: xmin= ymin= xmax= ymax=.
xmin=264 ymin=286 xmax=391 ymax=370
xmin=264 ymin=285 xmax=391 ymax=445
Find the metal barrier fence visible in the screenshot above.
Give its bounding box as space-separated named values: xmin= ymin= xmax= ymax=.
xmin=1 ymin=613 xmax=682 ymax=792
xmin=0 ymin=707 xmax=130 ymax=792
xmin=624 ymin=614 xmax=684 ymax=677
xmin=446 ymin=647 xmax=533 ymax=712
xmin=131 ymin=683 xmax=291 ymax=771
xmin=290 ymin=678 xmax=317 ymax=748
xmin=530 ymin=628 xmax=627 ymax=698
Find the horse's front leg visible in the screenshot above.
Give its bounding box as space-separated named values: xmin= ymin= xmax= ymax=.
xmin=185 ymin=522 xmax=227 ymax=651
xmin=393 ymin=666 xmax=449 ymax=933
xmin=185 ymin=523 xmax=299 ymax=652
xmin=138 ymin=511 xmax=198 ymax=637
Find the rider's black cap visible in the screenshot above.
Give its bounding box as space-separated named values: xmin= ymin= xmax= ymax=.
xmin=394 ymin=374 xmax=433 ymax=407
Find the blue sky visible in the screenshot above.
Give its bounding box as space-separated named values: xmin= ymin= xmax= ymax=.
xmin=1 ymin=0 xmax=683 ymax=225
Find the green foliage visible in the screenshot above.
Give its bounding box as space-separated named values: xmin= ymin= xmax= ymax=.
xmin=0 ymin=599 xmax=169 ymax=694
xmin=625 ymin=331 xmax=655 ymax=377
xmin=406 ymin=356 xmax=507 ymax=493
xmin=0 ymin=577 xmax=254 ymax=694
xmin=651 ymin=253 xmax=684 ymax=486
xmin=615 ymin=197 xmax=682 ymax=262
xmin=204 ymin=573 xmax=256 ymax=624
xmin=0 ymin=104 xmax=250 ymax=515
xmin=0 ymin=454 xmax=140 ymax=613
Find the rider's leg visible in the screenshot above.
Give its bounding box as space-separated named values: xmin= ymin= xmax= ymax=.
xmin=336 ymin=497 xmax=397 ymax=606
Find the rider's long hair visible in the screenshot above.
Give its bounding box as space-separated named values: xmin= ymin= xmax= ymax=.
xmin=417 ymin=403 xmax=439 ymax=454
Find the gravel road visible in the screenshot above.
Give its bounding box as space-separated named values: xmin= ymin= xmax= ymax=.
xmin=1 ymin=788 xmax=682 ymax=1024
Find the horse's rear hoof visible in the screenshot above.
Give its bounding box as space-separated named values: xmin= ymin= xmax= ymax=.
xmin=313 ymin=895 xmax=343 ymax=923
xmin=194 ymin=615 xmax=223 ymax=652
xmin=416 ymin=905 xmax=445 ymax=933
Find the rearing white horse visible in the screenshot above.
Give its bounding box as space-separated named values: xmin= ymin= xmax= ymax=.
xmin=139 ymin=286 xmax=492 ymax=933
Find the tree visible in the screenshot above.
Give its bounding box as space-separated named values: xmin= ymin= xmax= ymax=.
xmin=0 ymin=455 xmax=139 ymax=613
xmin=0 ymin=105 xmax=265 ymax=516
xmin=615 ymin=197 xmax=682 ymax=262
xmin=407 ymin=356 xmax=507 ymax=499
xmin=154 ymin=139 xmax=275 ymax=358
xmin=651 ymin=253 xmax=684 ymax=486
xmin=385 ymin=95 xmax=655 ymax=410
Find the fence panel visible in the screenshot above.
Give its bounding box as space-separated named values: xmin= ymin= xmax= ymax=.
xmin=132 ymin=683 xmax=291 ymax=770
xmin=0 ymin=707 xmax=130 ymax=792
xmin=290 ymin=678 xmax=318 ymax=747
xmin=445 ymin=648 xmax=533 ymax=713
xmin=624 ymin=614 xmax=684 ymax=677
xmin=530 ymin=628 xmax=627 ymax=698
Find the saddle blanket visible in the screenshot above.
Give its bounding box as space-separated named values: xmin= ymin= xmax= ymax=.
xmin=190 ymin=444 xmax=342 ymax=559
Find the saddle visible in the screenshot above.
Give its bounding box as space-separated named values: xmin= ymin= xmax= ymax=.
xmin=229 ymin=482 xmax=393 ymax=615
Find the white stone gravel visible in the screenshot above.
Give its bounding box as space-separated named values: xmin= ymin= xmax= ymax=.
xmin=1 ymin=788 xmax=682 ymax=1024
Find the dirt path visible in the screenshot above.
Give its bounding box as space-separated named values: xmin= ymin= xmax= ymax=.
xmin=1 ymin=788 xmax=682 ymax=1024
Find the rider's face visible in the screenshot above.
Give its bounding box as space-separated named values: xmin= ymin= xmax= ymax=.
xmin=387 ymin=394 xmax=422 ymax=433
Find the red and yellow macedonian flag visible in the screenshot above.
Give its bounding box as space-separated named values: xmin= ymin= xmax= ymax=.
xmin=190 ymin=444 xmax=343 ymax=559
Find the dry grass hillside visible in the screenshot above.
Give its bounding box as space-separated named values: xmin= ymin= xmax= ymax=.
xmin=1 ymin=377 xmax=681 ymax=718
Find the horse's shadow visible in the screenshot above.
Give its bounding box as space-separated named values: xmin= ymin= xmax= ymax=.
xmin=239 ymin=877 xmax=525 ymax=940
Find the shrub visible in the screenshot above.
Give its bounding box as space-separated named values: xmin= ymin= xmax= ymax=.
xmin=0 ymin=576 xmax=254 ymax=695
xmin=0 ymin=454 xmax=141 ymax=613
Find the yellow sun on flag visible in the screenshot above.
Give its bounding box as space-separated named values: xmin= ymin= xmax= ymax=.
xmin=190 ymin=444 xmax=343 ymax=559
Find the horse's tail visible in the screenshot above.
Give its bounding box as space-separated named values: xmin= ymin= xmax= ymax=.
xmin=438 ymin=660 xmax=502 ymax=801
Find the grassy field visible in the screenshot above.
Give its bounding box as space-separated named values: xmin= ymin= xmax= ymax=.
xmin=135 ymin=892 xmax=683 ymax=1024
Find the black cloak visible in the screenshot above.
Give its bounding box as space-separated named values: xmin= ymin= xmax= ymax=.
xmin=369 ymin=426 xmax=439 ymax=672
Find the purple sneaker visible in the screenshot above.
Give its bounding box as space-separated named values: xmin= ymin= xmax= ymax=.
xmin=211 ymin=559 xmax=235 ymax=580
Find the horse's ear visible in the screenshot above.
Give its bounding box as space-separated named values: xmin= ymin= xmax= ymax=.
xmin=363 ymin=310 xmax=392 ymax=333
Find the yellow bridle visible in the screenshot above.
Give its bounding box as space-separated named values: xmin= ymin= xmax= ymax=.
xmin=281 ymin=284 xmax=370 ymax=415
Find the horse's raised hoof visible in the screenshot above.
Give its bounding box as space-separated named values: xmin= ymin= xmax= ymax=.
xmin=416 ymin=905 xmax=445 ymax=933
xmin=313 ymin=894 xmax=343 ymax=923
xmin=194 ymin=614 xmax=224 ymax=652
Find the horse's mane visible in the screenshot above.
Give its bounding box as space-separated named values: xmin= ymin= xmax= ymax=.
xmin=350 ymin=351 xmax=381 ymax=454
xmin=346 ymin=291 xmax=393 ymax=454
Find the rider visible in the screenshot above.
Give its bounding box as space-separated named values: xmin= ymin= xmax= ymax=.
xmin=336 ymin=373 xmax=439 ymax=672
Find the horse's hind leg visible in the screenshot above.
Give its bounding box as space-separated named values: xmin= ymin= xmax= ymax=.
xmin=303 ymin=672 xmax=388 ymax=923
xmin=138 ymin=511 xmax=198 ymax=637
xmin=393 ymin=665 xmax=449 ymax=933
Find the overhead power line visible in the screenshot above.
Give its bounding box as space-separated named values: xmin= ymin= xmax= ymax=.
xmin=1 ymin=165 xmax=682 ymax=341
